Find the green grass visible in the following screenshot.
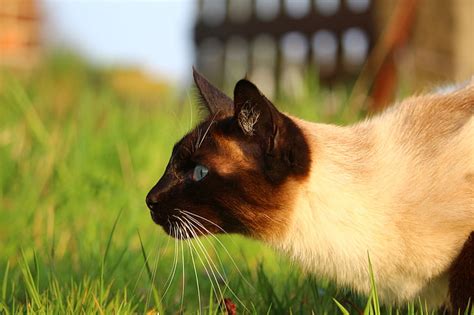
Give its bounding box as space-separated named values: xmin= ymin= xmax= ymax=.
xmin=0 ymin=54 xmax=450 ymax=314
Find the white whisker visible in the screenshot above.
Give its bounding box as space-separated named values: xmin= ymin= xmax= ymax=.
xmin=181 ymin=218 xmax=202 ymax=314
xmin=178 ymin=218 xmax=221 ymax=307
xmin=194 ymin=127 xmax=202 ymax=152
xmin=181 ymin=212 xmax=255 ymax=291
xmin=177 ymin=221 xmax=186 ymax=313
xmin=161 ymin=223 xmax=180 ymax=300
xmin=197 ymin=113 xmax=218 ymax=149
xmin=181 ymin=210 xmax=229 ymax=235
xmin=182 ymin=214 xmax=229 ymax=279
xmin=180 ymin=216 xmax=248 ymax=311
xmin=175 ymin=216 xmax=225 ymax=304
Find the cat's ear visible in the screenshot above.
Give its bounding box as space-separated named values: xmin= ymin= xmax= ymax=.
xmin=233 ymin=79 xmax=284 ymax=151
xmin=234 ymin=79 xmax=310 ymax=183
xmin=193 ymin=67 xmax=233 ymax=117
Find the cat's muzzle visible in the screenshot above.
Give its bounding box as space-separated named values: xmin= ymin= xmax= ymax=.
xmin=146 ymin=195 xmax=167 ymax=225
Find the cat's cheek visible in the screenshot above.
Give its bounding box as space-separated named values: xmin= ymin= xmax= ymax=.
xmin=240 ymin=183 xmax=303 ymax=242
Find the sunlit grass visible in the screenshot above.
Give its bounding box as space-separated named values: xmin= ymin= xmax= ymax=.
xmin=0 ymin=54 xmax=451 ymax=314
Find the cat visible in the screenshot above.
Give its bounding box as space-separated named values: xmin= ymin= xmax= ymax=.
xmin=146 ymin=68 xmax=474 ymax=313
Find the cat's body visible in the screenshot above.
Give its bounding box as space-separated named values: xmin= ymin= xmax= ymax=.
xmin=276 ymin=89 xmax=474 ymax=308
xmin=146 ymin=70 xmax=474 ymax=312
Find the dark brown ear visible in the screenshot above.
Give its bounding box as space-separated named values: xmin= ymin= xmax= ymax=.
xmin=193 ymin=67 xmax=233 ymax=116
xmin=233 ymin=79 xmax=283 ymax=151
xmin=234 ymin=79 xmax=311 ymax=184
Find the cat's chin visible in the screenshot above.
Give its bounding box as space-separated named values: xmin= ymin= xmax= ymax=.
xmin=149 ymin=208 xmax=222 ymax=239
xmin=161 ymin=224 xmax=210 ymax=240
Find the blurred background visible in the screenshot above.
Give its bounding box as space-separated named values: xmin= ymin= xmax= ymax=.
xmin=0 ymin=0 xmax=473 ymax=313
xmin=2 ymin=0 xmax=473 ymax=107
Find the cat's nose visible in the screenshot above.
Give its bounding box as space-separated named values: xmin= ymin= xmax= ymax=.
xmin=146 ymin=192 xmax=159 ymax=210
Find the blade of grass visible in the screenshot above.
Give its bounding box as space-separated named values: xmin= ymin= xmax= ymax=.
xmin=417 ymin=297 xmax=425 ymax=315
xmin=103 ymin=208 xmax=123 ymax=266
xmin=0 ymin=302 xmax=10 ymax=315
xmin=20 ymin=250 xmax=42 ymax=310
xmin=33 ymin=249 xmax=40 ymax=292
xmin=208 ymin=287 xmax=214 ymax=315
xmin=1 ymin=261 xmax=9 ymax=303
xmin=137 ymin=230 xmax=164 ymax=314
xmin=137 ymin=230 xmax=153 ymax=281
xmin=100 ymin=208 xmax=122 ymax=305
xmin=367 ymin=253 xmax=380 ymax=315
xmin=333 ymin=298 xmax=351 ymax=315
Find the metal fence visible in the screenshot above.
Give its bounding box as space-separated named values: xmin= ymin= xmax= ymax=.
xmin=194 ymin=0 xmax=374 ymax=95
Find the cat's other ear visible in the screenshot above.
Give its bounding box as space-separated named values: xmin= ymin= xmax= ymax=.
xmin=193 ymin=67 xmax=233 ymax=117
xmin=233 ymin=79 xmax=284 ymax=151
xmin=234 ymin=79 xmax=310 ymax=183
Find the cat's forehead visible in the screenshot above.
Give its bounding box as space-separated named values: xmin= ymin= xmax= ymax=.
xmin=173 ymin=118 xmax=226 ymax=156
xmin=173 ymin=117 xmax=254 ymax=168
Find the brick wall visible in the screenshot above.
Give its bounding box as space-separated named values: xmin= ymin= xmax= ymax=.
xmin=0 ymin=0 xmax=40 ymax=68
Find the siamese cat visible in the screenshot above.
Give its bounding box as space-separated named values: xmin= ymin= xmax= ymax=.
xmin=146 ymin=69 xmax=474 ymax=313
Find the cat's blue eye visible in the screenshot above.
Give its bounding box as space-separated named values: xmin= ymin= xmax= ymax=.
xmin=192 ymin=165 xmax=208 ymax=181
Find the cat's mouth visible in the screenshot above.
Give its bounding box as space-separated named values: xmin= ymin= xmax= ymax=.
xmin=150 ymin=209 xmax=216 ymax=239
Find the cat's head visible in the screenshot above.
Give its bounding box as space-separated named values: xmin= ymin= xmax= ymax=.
xmin=146 ymin=69 xmax=311 ymax=241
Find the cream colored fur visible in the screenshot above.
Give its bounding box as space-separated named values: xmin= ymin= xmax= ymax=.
xmin=271 ymin=81 xmax=474 ymax=308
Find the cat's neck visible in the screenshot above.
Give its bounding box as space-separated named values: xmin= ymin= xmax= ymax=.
xmin=271 ymin=119 xmax=406 ymax=300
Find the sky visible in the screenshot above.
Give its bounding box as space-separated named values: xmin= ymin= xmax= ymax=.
xmin=40 ymin=0 xmax=195 ymax=83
